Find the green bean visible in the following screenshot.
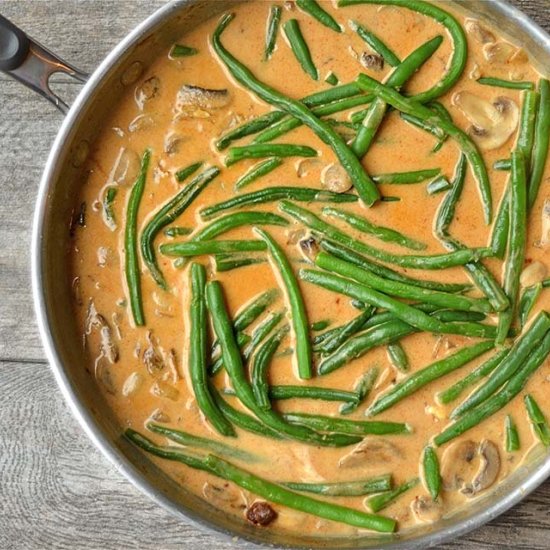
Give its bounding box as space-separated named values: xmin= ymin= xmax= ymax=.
xmin=435 ymin=330 xmax=550 ymax=446
xmin=517 ymin=91 xmax=539 ymax=168
xmin=320 ymin=240 xmax=472 ymax=294
xmin=349 ymin=20 xmax=400 ymax=67
xmin=490 ymin=186 xmax=510 ymax=259
xmin=202 ymin=187 xmax=357 ymax=220
xmin=372 ymin=169 xmax=441 ymax=185
xmin=434 ymin=154 xmax=466 ymax=239
xmin=175 ymin=161 xmax=203 ymax=183
xmin=315 ymin=252 xmax=493 ymax=314
xmin=311 ymin=319 xmax=331 ymax=331
xmin=102 ymin=186 xmax=117 ymax=230
xmin=235 ymin=158 xmax=283 ymax=190
xmin=528 ymin=79 xmax=550 ymax=208
xmin=427 ymin=176 xmax=451 ymax=195
xmin=141 ymin=166 xmax=220 ymax=288
xmin=325 ymin=72 xmax=339 ymax=86
xmin=226 ymin=143 xmax=317 ymax=166
xmin=477 ymin=77 xmax=534 ymax=91
xmin=366 ymin=478 xmax=419 ymax=513
xmin=399 ymin=111 xmax=447 ymax=146
xmin=212 ymin=14 xmax=380 ymax=206
xmin=367 ymin=341 xmax=494 ymax=416
xmin=164 ymin=226 xmax=193 ymax=237
xmin=284 ymin=475 xmax=391 ymax=497
xmin=422 ymin=446 xmax=441 ymax=500
xmin=323 ymin=207 xmax=427 ymax=251
xmin=192 ymin=211 xmax=289 ymax=244
xmin=256 ymin=228 xmax=312 ymax=380
xmin=211 ymin=386 xmax=283 ymax=439
xmin=494 ymin=159 xmax=511 ymax=171
xmin=525 ymin=394 xmax=550 ymax=446
xmin=161 ymin=240 xmax=266 ymax=258
xmin=189 ymin=264 xmax=235 ymax=437
xmin=519 ymin=283 xmax=543 ymax=328
xmin=252 ymin=326 xmax=289 ymax=409
xmin=254 ymin=95 xmax=373 ymax=144
xmin=264 ymin=5 xmax=282 ymax=60
xmin=283 ymin=412 xmax=410 ymax=435
xmin=215 ymin=255 xmax=266 ymax=272
xmin=437 ymin=348 xmax=509 ymax=405
xmin=171 ymin=44 xmax=198 ymax=57
xmin=315 ymin=307 xmax=375 ymax=354
xmin=205 ymin=454 xmax=396 ymax=532
xmin=125 ymin=148 xmax=151 ymax=326
xmin=301 ymin=268 xmax=447 ymax=334
xmin=147 ymin=423 xmax=257 ymax=461
xmin=215 ymin=83 xmax=361 ymax=150
xmin=351 ymin=36 xmax=443 ymax=157
xmin=318 ymin=313 xmax=496 ymax=376
xmin=207 ymin=281 xmax=357 ymax=447
xmin=244 ymin=311 xmax=287 ymax=359
xmin=451 ymin=311 xmax=550 ymax=419
xmin=356 ymin=73 xmax=492 ymax=223
xmin=297 ymin=0 xmax=341 ymax=32
xmin=210 ymin=333 xmax=251 ymax=376
xmin=270 ymin=386 xmax=359 ymax=404
xmin=284 ymin=19 xmax=319 ymax=80
xmin=505 ymin=415 xmax=520 ymax=452
xmin=282 ymin=201 xmax=492 ymax=270
xmin=340 ymin=368 xmax=379 ymax=415
xmin=496 ymin=151 xmax=527 ymax=344
xmin=387 ymin=342 xmax=409 ymax=372
xmin=340 ymin=0 xmax=467 ymax=104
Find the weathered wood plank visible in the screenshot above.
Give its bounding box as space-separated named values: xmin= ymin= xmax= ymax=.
xmin=0 ymin=1 xmax=549 ymax=549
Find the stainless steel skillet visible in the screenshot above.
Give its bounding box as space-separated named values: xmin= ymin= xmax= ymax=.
xmin=1 ymin=1 xmax=549 ymax=547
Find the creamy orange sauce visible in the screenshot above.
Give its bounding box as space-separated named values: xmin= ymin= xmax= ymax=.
xmin=69 ymin=0 xmax=550 ymax=539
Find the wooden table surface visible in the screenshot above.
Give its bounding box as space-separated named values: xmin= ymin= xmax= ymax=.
xmin=1 ymin=1 xmax=550 ymax=548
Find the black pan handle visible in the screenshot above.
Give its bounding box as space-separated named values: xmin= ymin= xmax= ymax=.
xmin=0 ymin=13 xmax=88 ymax=113
xmin=0 ymin=14 xmax=30 ymax=71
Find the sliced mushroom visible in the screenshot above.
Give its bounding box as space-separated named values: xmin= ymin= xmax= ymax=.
xmin=108 ymin=147 xmax=141 ymax=186
xmin=464 ymin=19 xmax=496 ymax=45
xmin=441 ymin=439 xmax=500 ymax=496
xmin=483 ymin=41 xmax=518 ymax=64
xmin=469 ymin=440 xmax=501 ymax=495
xmin=148 ymin=408 xmax=170 ymax=423
xmin=175 ymin=85 xmax=231 ymax=118
xmin=411 ymin=495 xmax=444 ymax=523
xmin=85 ymin=300 xmax=119 ymax=364
xmin=203 ymin=482 xmax=247 ymax=510
xmin=143 ymin=331 xmax=165 ymax=375
xmin=122 ymin=371 xmax=143 ymax=397
xmin=128 ymin=114 xmax=155 ymax=133
xmin=338 ymin=438 xmax=402 ymax=468
xmin=164 ymin=132 xmax=187 ymax=155
xmin=452 ymin=92 xmax=518 ymax=150
xmin=321 ymin=163 xmax=352 ymax=193
xmin=296 ymin=158 xmax=322 ymax=178
xmin=135 ymin=75 xmax=160 ymax=109
xmin=540 ymin=199 xmax=550 ymax=247
xmin=150 ymin=380 xmax=180 ymax=401
xmin=360 ymin=53 xmax=384 ymax=72
xmin=299 ymin=236 xmax=319 ymax=262
xmin=520 ymin=261 xmax=548 ymax=287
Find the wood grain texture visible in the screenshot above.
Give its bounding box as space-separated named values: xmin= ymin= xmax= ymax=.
xmin=0 ymin=1 xmax=549 ymax=548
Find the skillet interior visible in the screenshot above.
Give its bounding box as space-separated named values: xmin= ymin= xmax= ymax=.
xmin=32 ymin=1 xmax=550 ymax=547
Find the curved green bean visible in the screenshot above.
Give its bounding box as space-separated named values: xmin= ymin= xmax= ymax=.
xmin=161 ymin=240 xmax=267 ymax=257
xmin=256 ymin=228 xmax=312 ymax=380
xmin=367 ymin=341 xmax=494 ymax=416
xmin=189 ymin=264 xmax=235 ymax=437
xmin=235 ymin=158 xmax=283 ymax=190
xmin=125 ymin=148 xmax=151 ymax=326
xmin=201 ymin=187 xmax=357 ymax=220
xmin=297 ymin=0 xmax=342 ymax=32
xmin=281 ymin=201 xmax=492 ymax=270
xmin=339 ymin=0 xmax=467 ymax=104
xmin=212 ymin=13 xmax=380 ymax=206
xmin=478 ymin=77 xmax=534 ymax=91
xmin=323 ymin=207 xmax=427 ymax=251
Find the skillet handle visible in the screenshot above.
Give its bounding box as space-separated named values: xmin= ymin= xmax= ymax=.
xmin=0 ymin=14 xmax=89 ymax=114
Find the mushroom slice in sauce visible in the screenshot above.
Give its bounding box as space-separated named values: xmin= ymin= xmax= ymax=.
xmin=338 ymin=439 xmax=403 ymax=468
xmin=108 ymin=147 xmax=141 ymax=186
xmin=452 ymin=92 xmax=518 ymax=151
xmin=85 ymin=300 xmax=119 ymax=364
xmin=175 ymin=85 xmax=231 ymax=117
xmin=411 ymin=495 xmax=444 ymax=523
xmin=135 ymin=75 xmax=161 ymax=109
xmin=360 ymin=53 xmax=384 ymax=72
xmin=203 ymin=482 xmax=248 ymax=511
xmin=520 ymin=261 xmax=548 ymax=287
xmin=540 ymin=199 xmax=550 ymax=247
xmin=464 ymin=19 xmax=496 ymax=45
xmin=441 ymin=439 xmax=500 ymax=496
xmin=321 ymin=163 xmax=353 ymax=193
